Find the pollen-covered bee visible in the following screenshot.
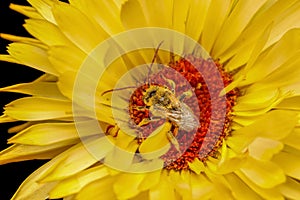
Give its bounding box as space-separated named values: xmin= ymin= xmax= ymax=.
xmin=102 ymin=42 xmax=199 ymax=151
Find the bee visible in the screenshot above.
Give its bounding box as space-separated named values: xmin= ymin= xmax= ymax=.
xmin=102 ymin=42 xmax=199 ymax=151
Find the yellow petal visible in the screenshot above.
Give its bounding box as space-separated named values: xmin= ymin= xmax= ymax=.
xmin=39 ymin=137 xmax=113 ymax=182
xmin=233 ymin=88 xmax=280 ymax=111
xmin=11 ymin=159 xmax=60 ymax=200
xmin=227 ymin=110 xmax=297 ymax=152
xmin=48 ymin=45 xmax=86 ymax=74
xmin=0 ymin=114 xmax=17 ymax=123
xmin=185 ymin=0 xmax=211 ymax=41
xmin=225 ymin=173 xmax=261 ymax=200
xmin=114 ymin=173 xmax=146 ymax=199
xmin=0 ymin=33 xmax=41 ymax=45
xmin=139 ymin=122 xmax=172 ymax=159
xmin=52 ymin=3 xmax=108 ymax=53
xmin=235 ymin=171 xmax=284 ymax=200
xmin=75 ymin=177 xmax=116 ymax=200
xmin=240 ymin=157 xmax=286 ymax=188
xmin=120 ymin=0 xmax=147 ymax=29
xmin=190 ymin=173 xmax=213 ymax=200
xmin=200 ymin=0 xmax=232 ymax=53
xmin=220 ymin=0 xmax=300 ymax=63
xmin=188 ymin=158 xmax=206 ymax=175
xmin=272 ymin=148 xmax=300 ymax=180
xmin=282 ymin=128 xmax=300 ymax=150
xmin=49 ymin=165 xmax=109 ymax=198
xmin=24 ymin=19 xmax=73 ymax=46
xmin=0 ymin=81 xmax=66 ymax=100
xmin=27 ymin=0 xmax=58 ymax=23
xmin=8 ymin=122 xmax=82 ymax=146
xmin=0 ymin=54 xmax=21 ymax=64
xmin=4 ymin=97 xmax=73 ymax=121
xmin=213 ymin=0 xmax=268 ymax=56
xmin=0 ymin=143 xmax=70 ymax=165
xmin=7 ymin=43 xmax=59 ymax=75
xmin=9 ymin=3 xmax=43 ymax=19
xmin=248 ymin=137 xmax=283 ymax=161
xmin=69 ymin=0 xmax=124 ymax=35
xmin=149 ymin=172 xmax=176 ymax=200
xmin=240 ymin=28 xmax=300 ymax=86
xmin=171 ymin=0 xmax=192 ymax=33
xmin=276 ymin=96 xmax=300 ymax=110
xmin=225 ymin=21 xmax=273 ymax=72
xmin=279 ymin=177 xmax=300 ymax=199
xmin=138 ymin=170 xmax=162 ymax=191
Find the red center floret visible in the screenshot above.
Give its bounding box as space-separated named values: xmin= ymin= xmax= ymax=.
xmin=129 ymin=56 xmax=238 ymax=171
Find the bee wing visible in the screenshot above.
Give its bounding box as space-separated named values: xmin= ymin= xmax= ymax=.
xmin=176 ymin=102 xmax=199 ymax=131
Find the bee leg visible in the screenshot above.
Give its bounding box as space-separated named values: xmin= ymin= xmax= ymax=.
xmin=166 ymin=131 xmax=181 ymax=152
xmin=159 ymin=74 xmax=176 ymax=93
xmin=137 ymin=116 xmax=161 ymax=126
xmin=178 ymin=90 xmax=193 ymax=101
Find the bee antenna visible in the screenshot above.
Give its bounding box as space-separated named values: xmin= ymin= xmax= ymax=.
xmin=147 ymin=41 xmax=164 ymax=86
xmin=101 ymin=86 xmax=137 ymax=96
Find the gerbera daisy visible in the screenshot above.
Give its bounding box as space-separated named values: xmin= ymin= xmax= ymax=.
xmin=1 ymin=0 xmax=300 ymax=199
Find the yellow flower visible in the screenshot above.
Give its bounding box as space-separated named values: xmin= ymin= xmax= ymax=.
xmin=1 ymin=0 xmax=300 ymax=199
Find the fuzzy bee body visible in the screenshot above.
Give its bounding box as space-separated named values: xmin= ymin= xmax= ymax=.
xmin=142 ymin=85 xmax=199 ymax=132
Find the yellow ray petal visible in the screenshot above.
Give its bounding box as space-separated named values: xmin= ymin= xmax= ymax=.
xmin=149 ymin=172 xmax=176 ymax=200
xmin=138 ymin=170 xmax=162 ymax=191
xmin=4 ymin=97 xmax=73 ymax=121
xmin=228 ymin=110 xmax=297 ymax=152
xmin=114 ymin=173 xmax=146 ymax=199
xmin=8 ymin=122 xmax=82 ymax=146
xmin=276 ymin=96 xmax=300 ymax=110
xmin=225 ymin=173 xmax=261 ymax=200
xmin=11 ymin=159 xmax=61 ymax=200
xmin=27 ymin=0 xmax=58 ymax=23
xmin=9 ymin=3 xmax=43 ymax=19
xmin=239 ymin=29 xmax=300 ymax=86
xmin=120 ymin=0 xmax=148 ymax=29
xmin=282 ymin=128 xmax=300 ymax=150
xmin=49 ymin=165 xmax=109 ymax=198
xmin=7 ymin=42 xmax=59 ymax=75
xmin=75 ymin=177 xmax=116 ymax=200
xmin=188 ymin=158 xmax=206 ymax=175
xmin=233 ymin=88 xmax=280 ymax=111
xmin=138 ymin=122 xmax=172 ymax=160
xmin=240 ymin=157 xmax=286 ymax=188
xmin=224 ymin=21 xmax=273 ymax=72
xmin=213 ymin=0 xmax=268 ymax=57
xmin=279 ymin=177 xmax=300 ymax=199
xmin=172 ymin=0 xmax=192 ymax=33
xmin=0 ymin=33 xmax=41 ymax=45
xmin=52 ymin=3 xmax=108 ymax=53
xmin=0 ymin=114 xmax=17 ymax=123
xmin=190 ymin=173 xmax=213 ymax=200
xmin=211 ymin=181 xmax=234 ymax=200
xmin=48 ymin=45 xmax=86 ymax=74
xmin=0 ymin=81 xmax=66 ymax=100
xmin=185 ymin=0 xmax=211 ymax=41
xmin=272 ymin=149 xmax=300 ymax=180
xmin=200 ymin=0 xmax=232 ymax=53
xmin=69 ymin=0 xmax=124 ymax=35
xmin=24 ymin=19 xmax=73 ymax=46
xmin=219 ymin=0 xmax=299 ymax=63
xmin=0 ymin=54 xmax=21 ymax=64
xmin=39 ymin=137 xmax=113 ymax=182
xmin=235 ymin=171 xmax=284 ymax=200
xmin=0 ymin=143 xmax=70 ymax=165
xmin=248 ymin=137 xmax=283 ymax=161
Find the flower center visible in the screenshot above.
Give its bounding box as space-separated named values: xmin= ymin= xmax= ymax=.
xmin=126 ymin=55 xmax=238 ymax=171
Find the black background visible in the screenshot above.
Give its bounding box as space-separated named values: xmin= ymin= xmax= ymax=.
xmin=0 ymin=0 xmax=47 ymax=199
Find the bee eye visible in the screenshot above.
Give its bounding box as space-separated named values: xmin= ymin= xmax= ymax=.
xmin=149 ymin=90 xmax=156 ymax=97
